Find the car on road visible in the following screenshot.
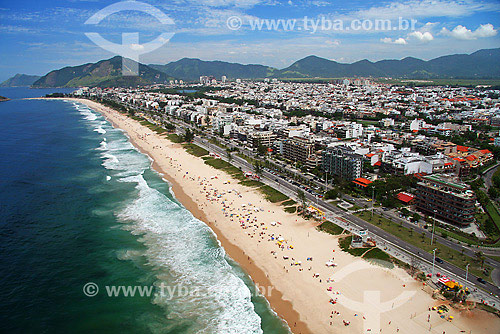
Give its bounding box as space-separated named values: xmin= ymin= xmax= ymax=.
xmin=435 ymin=257 xmax=444 ymax=264
xmin=477 ymin=278 xmax=487 ymax=284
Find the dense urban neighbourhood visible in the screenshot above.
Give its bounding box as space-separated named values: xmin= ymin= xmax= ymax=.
xmin=62 ymin=78 xmax=500 ymax=295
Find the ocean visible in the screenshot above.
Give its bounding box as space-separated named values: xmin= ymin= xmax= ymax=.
xmin=0 ymin=87 xmax=290 ymax=334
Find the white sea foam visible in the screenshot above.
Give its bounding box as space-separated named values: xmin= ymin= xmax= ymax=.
xmin=73 ymin=101 xmax=263 ymax=333
xmin=96 ymin=140 xmax=107 ymax=151
xmin=118 ymin=174 xmax=263 ymax=334
xmin=94 ymin=126 xmax=106 ymax=134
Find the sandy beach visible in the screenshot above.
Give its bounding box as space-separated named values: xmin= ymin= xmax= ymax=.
xmin=43 ymin=98 xmax=500 ymax=334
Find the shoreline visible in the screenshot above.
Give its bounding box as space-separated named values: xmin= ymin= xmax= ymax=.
xmin=34 ymin=97 xmax=500 ymax=334
xmin=122 ymin=116 xmax=310 ymax=333
xmin=70 ymin=97 xmax=309 ymax=333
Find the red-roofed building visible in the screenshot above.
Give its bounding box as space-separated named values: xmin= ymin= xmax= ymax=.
xmin=352 ymin=177 xmax=373 ymax=188
xmin=397 ymin=192 xmax=415 ymax=204
xmin=466 ymin=155 xmax=476 ymax=161
xmin=453 ymin=157 xmax=470 ymax=177
xmin=456 ymin=145 xmax=469 ymax=152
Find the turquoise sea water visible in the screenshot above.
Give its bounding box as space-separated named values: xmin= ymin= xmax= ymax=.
xmin=0 ymin=88 xmax=290 ymax=334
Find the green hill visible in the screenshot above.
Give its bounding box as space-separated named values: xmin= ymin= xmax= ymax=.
xmin=150 ymin=58 xmax=276 ymax=81
xmin=32 ymin=56 xmax=171 ymax=88
xmin=0 ymin=74 xmax=41 ymax=87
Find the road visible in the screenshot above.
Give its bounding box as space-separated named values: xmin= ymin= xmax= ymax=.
xmin=110 ymin=98 xmax=500 ymax=302
xmin=483 ymin=162 xmax=500 ymax=189
xmin=193 ymin=136 xmax=500 ymax=301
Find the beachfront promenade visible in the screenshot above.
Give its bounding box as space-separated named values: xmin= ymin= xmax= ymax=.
xmin=191 ymin=135 xmax=500 ymax=309
xmin=106 ymin=96 xmax=500 ymax=306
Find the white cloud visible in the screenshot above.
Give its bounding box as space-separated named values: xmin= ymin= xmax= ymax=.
xmin=408 ymin=31 xmax=434 ymax=42
xmin=441 ymin=23 xmax=497 ymax=40
xmin=351 ymin=0 xmax=500 ymax=20
xmin=381 ymin=37 xmax=407 ymax=44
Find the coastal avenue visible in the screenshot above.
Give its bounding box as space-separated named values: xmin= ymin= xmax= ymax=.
xmin=115 ymin=97 xmax=500 ymax=302
xmin=192 ymin=135 xmax=500 ymax=299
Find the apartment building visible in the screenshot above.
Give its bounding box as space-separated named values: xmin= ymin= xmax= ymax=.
xmin=415 ymin=175 xmax=476 ymax=226
xmin=283 ymin=136 xmax=315 ymax=164
xmin=322 ymin=146 xmax=363 ymax=181
xmin=247 ymin=130 xmax=276 ymax=148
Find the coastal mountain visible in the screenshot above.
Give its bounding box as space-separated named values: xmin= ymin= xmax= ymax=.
xmin=150 ymin=48 xmax=500 ymax=80
xmin=277 ymin=48 xmax=500 ymax=79
xmin=31 ymin=48 xmax=500 ymax=87
xmin=149 ymin=58 xmax=276 ymax=81
xmin=32 ymin=56 xmax=171 ymax=88
xmin=0 ymin=74 xmax=41 ymax=87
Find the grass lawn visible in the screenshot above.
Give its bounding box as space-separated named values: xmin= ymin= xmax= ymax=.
xmin=363 ymin=248 xmax=393 ymax=263
xmin=355 ymin=210 xmax=493 ymax=283
xmin=258 ymin=185 xmax=288 ymax=203
xmin=202 ymin=158 xmax=282 ymax=196
xmin=239 ymin=179 xmax=264 ymax=187
xmin=204 ymin=157 xmax=245 ymax=177
xmin=317 ymin=221 xmax=345 ymax=235
xmin=282 ymin=199 xmax=297 ymax=207
xmin=348 ymin=204 xmax=364 ymax=211
xmin=183 ymin=143 xmax=208 ymax=157
xmin=166 ymin=133 xmax=183 ymax=143
xmin=489 ymin=255 xmax=500 ymax=262
xmin=284 ymin=206 xmax=297 ymax=213
xmin=485 ymin=202 xmax=500 ymax=232
xmin=434 ymin=226 xmax=480 ymax=246
xmin=139 ymin=120 xmax=168 ymax=134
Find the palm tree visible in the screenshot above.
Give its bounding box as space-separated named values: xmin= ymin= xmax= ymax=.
xmin=297 ymin=189 xmax=307 ymax=214
xmin=183 ymin=129 xmax=194 ymax=142
xmin=253 ymin=161 xmax=263 ymax=178
xmin=226 ymin=148 xmax=232 ymax=162
xmin=475 ymin=251 xmax=485 ymax=269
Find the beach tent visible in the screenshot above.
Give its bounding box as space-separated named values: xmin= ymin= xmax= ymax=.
xmin=438 ymin=277 xmax=450 ymax=285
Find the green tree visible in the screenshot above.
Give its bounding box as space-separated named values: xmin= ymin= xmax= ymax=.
xmin=488 ymin=186 xmax=500 ymax=199
xmin=475 ymin=251 xmax=485 ymax=269
xmin=325 ymin=188 xmax=339 ymax=200
xmin=226 ymin=148 xmax=232 ymax=162
xmin=183 ymin=129 xmax=194 ymax=142
xmin=253 ymin=161 xmax=263 ymax=178
xmin=297 ymin=189 xmax=307 ymax=214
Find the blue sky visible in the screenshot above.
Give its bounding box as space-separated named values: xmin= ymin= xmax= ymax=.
xmin=0 ymin=0 xmax=499 ymax=81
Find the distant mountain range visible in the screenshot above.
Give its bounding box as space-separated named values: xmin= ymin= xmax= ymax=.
xmin=276 ymin=48 xmax=500 ymax=79
xmin=0 ymin=74 xmax=41 ymax=87
xmin=15 ymin=48 xmax=500 ymax=88
xmin=149 ymin=58 xmax=277 ymax=81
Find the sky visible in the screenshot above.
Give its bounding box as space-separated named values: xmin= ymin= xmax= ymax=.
xmin=0 ymin=0 xmax=499 ymax=81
